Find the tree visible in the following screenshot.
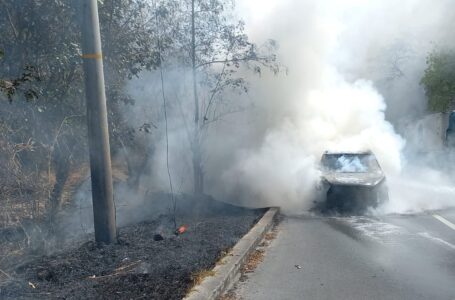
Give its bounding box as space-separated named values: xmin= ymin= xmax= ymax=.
xmin=0 ymin=49 xmax=39 ymax=101
xmin=421 ymin=49 xmax=455 ymax=113
xmin=0 ymin=0 xmax=161 ymax=227
xmin=154 ymin=0 xmax=282 ymax=194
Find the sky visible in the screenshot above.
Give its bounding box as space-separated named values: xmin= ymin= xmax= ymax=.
xmin=236 ymin=0 xmax=277 ymax=24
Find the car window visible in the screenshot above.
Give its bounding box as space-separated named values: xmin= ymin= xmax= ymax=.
xmin=322 ymin=154 xmax=380 ymax=173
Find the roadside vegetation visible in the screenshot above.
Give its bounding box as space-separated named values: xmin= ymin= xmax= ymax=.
xmin=0 ymin=1 xmax=278 ymax=297
xmin=421 ymin=49 xmax=455 ymax=112
xmin=0 ymin=0 xmax=280 ymax=235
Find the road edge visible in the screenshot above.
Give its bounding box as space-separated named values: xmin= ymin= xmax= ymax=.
xmin=184 ymin=207 xmax=279 ymax=300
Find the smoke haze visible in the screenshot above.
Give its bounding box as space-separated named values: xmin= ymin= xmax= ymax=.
xmin=128 ymin=0 xmax=455 ymax=215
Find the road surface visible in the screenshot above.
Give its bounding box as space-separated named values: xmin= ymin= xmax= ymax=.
xmin=234 ymin=209 xmax=455 ymax=300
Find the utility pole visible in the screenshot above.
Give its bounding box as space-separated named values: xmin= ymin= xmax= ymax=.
xmin=80 ymin=0 xmax=117 ymax=244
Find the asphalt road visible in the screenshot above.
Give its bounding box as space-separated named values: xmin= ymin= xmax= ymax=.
xmin=235 ymin=209 xmax=455 ymax=300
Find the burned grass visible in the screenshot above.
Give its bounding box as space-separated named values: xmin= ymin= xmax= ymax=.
xmin=190 ymin=269 xmax=216 ymax=287
xmin=0 ymin=195 xmax=265 ymax=300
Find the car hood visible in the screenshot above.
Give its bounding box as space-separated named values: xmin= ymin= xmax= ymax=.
xmin=322 ymin=171 xmax=385 ymax=187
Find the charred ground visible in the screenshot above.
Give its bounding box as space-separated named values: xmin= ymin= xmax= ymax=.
xmin=0 ymin=194 xmax=265 ymax=300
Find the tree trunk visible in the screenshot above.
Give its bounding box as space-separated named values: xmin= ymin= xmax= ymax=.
xmin=191 ymin=0 xmax=203 ymax=194
xmin=49 ymin=148 xmax=70 ymax=226
xmin=129 ymin=150 xmax=152 ymax=189
xmin=192 ymin=133 xmax=203 ymax=194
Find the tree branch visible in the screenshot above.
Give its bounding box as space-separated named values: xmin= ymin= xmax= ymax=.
xmin=196 ymin=56 xmax=268 ymax=69
xmin=2 ymin=3 xmax=18 ymax=40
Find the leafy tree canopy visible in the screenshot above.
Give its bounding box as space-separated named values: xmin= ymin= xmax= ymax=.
xmin=0 ymin=0 xmax=161 ymax=153
xmin=421 ymin=49 xmax=455 ymax=113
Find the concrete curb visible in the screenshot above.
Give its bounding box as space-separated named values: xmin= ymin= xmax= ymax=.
xmin=184 ymin=207 xmax=279 ymax=300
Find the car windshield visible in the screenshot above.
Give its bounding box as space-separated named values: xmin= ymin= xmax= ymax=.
xmin=321 ymin=153 xmax=380 ymax=173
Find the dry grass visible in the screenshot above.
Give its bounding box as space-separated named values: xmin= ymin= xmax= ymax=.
xmin=241 ymin=225 xmax=280 ymax=275
xmin=60 ymin=163 xmax=127 ymax=209
xmin=59 ymin=164 xmax=90 ymax=209
xmin=220 ymin=222 xmax=282 ymax=299
xmin=112 ymin=163 xmax=129 ymax=182
xmin=0 ymin=159 xmax=130 ymax=281
xmin=218 ymin=248 xmax=267 ymax=300
xmin=190 ymin=269 xmax=216 ymax=287
xmin=242 ymin=249 xmax=265 ymax=274
xmin=218 ymin=290 xmax=239 ymax=300
xmin=216 ymin=247 xmax=234 ymax=266
xmin=265 ymin=231 xmax=277 ymax=241
xmin=259 ymin=231 xmax=278 ymax=247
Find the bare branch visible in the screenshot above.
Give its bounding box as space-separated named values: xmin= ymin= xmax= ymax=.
xmin=2 ymin=2 xmax=18 ymax=39
xmin=196 ymin=56 xmax=269 ymax=69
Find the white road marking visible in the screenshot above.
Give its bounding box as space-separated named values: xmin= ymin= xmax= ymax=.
xmin=433 ymin=215 xmax=455 ymax=231
xmin=418 ymin=232 xmax=455 ymax=251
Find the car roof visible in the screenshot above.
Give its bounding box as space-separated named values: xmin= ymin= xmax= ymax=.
xmin=323 ymin=150 xmax=373 ymax=155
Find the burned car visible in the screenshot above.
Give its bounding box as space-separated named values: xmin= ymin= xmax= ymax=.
xmin=317 ymin=151 xmax=388 ymax=214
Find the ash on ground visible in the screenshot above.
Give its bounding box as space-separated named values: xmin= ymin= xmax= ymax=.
xmin=0 ymin=194 xmax=265 ymax=300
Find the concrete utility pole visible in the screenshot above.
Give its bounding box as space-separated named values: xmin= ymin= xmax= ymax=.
xmin=80 ymin=0 xmax=117 ymax=244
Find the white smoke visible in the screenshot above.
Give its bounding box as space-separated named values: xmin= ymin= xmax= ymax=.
xmin=382 ymin=170 xmax=455 ymax=214
xmin=206 ymin=0 xmax=455 ymax=214
xmin=124 ymin=0 xmax=455 ymax=215
xmin=219 ymin=68 xmax=405 ymax=213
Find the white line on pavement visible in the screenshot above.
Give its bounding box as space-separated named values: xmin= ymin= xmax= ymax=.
xmin=418 ymin=232 xmax=455 ymax=250
xmin=433 ymin=215 xmax=455 ymax=231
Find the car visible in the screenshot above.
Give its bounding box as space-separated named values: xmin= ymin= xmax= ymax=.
xmin=316 ymin=150 xmax=388 ymax=215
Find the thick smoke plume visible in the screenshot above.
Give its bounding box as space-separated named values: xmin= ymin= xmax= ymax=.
xmin=128 ymin=0 xmax=455 ymax=215
xmin=213 ymin=0 xmax=455 ymax=214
